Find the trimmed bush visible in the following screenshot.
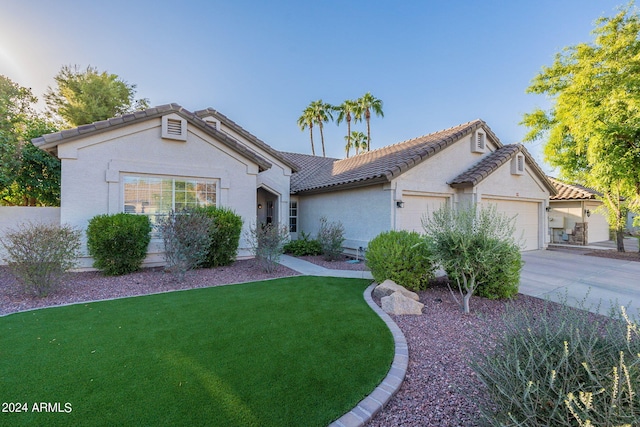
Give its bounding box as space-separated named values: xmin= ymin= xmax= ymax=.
xmin=1 ymin=222 xmax=81 ymax=297
xmin=447 ymin=237 xmax=522 ymax=300
xmin=283 ymin=231 xmax=322 ymax=256
xmin=157 ymin=209 xmax=213 ymax=278
xmin=194 ymin=206 xmax=243 ymax=267
xmin=366 ymin=230 xmax=435 ymax=291
xmin=472 ymin=301 xmax=640 ymax=426
xmin=247 ymin=223 xmax=289 ymax=273
xmin=86 ymin=213 xmax=151 ymax=276
xmin=317 ymin=217 xmax=345 ymax=261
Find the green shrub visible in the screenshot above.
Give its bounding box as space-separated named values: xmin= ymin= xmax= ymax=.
xmin=472 ymin=301 xmax=640 ymax=426
xmin=157 ymin=209 xmax=213 ymax=278
xmin=317 ymin=217 xmax=345 ymax=261
xmin=446 ymin=237 xmax=522 ymax=300
xmin=86 ymin=213 xmax=151 ymax=276
xmin=283 ymin=231 xmax=322 ymax=256
xmin=1 ymin=222 xmax=81 ymax=297
xmin=247 ymin=223 xmax=289 ymax=273
xmin=422 ymin=203 xmax=521 ymax=313
xmin=365 ymin=230 xmax=434 ymax=291
xmin=194 ymin=206 xmax=243 ymax=267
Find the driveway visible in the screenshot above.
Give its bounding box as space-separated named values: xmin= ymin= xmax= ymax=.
xmin=520 ymin=247 xmax=640 ymax=316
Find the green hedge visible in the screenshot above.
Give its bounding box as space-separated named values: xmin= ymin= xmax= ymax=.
xmin=365 ymin=230 xmax=435 ymax=291
xmin=86 ymin=213 xmax=151 ymax=276
xmin=283 ymin=231 xmax=322 ymax=256
xmin=194 ymin=206 xmax=243 ymax=267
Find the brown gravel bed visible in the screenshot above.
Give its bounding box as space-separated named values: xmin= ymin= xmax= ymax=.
xmin=298 ymin=254 xmax=370 ymax=271
xmin=0 ymin=260 xmax=299 ymax=316
xmin=585 ymin=249 xmax=640 ymax=262
xmin=366 ymin=279 xmax=566 ymax=427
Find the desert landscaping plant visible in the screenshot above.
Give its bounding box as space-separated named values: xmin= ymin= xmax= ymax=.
xmin=366 ymin=230 xmax=435 ymax=291
xmin=247 ymin=222 xmax=290 ymax=272
xmin=317 ymin=216 xmax=345 ymax=261
xmin=1 ymin=222 xmax=81 ymax=297
xmin=194 ymin=206 xmax=243 ymax=267
xmin=86 ymin=213 xmax=151 ymax=276
xmin=422 ymin=203 xmax=521 ymax=313
xmin=472 ymin=299 xmax=640 ymax=426
xmin=157 ymin=208 xmax=213 ymax=278
xmin=283 ymin=230 xmax=322 ymax=256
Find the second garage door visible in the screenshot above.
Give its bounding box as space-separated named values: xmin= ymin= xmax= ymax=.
xmin=484 ymin=198 xmax=540 ymax=251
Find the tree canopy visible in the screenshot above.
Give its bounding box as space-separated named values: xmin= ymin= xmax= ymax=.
xmin=45 ymin=65 xmax=149 ymax=128
xmin=522 ymin=1 xmax=640 ymax=250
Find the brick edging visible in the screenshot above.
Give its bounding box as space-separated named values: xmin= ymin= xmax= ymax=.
xmin=328 ymin=283 xmax=408 ymax=427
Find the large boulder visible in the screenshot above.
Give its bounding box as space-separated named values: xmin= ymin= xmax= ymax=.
xmin=373 ymin=279 xmax=419 ymax=301
xmin=381 ymin=291 xmax=424 ymax=315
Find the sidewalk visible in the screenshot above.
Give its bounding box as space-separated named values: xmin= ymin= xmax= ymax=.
xmin=279 ymin=254 xmax=374 ymax=280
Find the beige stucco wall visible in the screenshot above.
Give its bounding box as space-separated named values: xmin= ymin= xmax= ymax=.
xmin=297 ymin=184 xmax=392 ymax=254
xmin=56 ymin=115 xmax=285 ymax=268
xmin=0 ymin=207 xmax=61 ymax=265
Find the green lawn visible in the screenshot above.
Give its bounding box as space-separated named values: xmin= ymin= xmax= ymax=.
xmin=0 ymin=276 xmax=393 ymax=426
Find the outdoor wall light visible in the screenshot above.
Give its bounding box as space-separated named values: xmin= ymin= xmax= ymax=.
xmin=545 ymin=206 xmax=551 ymax=212
xmin=396 ymin=200 xmax=404 ymax=208
xmin=257 ymin=203 xmax=263 ymax=209
xmin=585 ymin=209 xmax=591 ymax=217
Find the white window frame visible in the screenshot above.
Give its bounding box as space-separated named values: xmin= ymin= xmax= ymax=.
xmin=289 ymin=201 xmax=298 ymax=233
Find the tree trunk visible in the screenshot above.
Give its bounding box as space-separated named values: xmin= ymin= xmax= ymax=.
xmin=319 ymin=123 xmax=326 ymax=157
xmin=616 ymin=229 xmax=626 ymax=252
xmin=463 ymin=292 xmax=471 ymax=314
xmin=309 ymin=127 xmax=315 ymax=156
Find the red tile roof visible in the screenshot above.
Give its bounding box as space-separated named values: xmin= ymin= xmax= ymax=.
xmin=548 ymin=177 xmax=601 ymax=200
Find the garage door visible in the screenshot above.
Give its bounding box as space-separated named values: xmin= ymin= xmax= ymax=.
xmin=484 ymin=199 xmax=540 ymax=251
xmin=398 ymin=194 xmax=449 ymax=233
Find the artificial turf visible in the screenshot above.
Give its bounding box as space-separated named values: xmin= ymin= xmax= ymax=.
xmin=0 ymin=276 xmax=394 ymax=426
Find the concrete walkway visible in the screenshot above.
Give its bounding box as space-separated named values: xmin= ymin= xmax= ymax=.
xmin=279 ymin=254 xmax=373 ymax=280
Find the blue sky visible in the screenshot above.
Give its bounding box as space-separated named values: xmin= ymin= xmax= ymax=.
xmin=0 ymin=0 xmax=627 ymax=170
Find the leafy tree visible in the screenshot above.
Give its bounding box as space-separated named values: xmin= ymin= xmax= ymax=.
xmin=45 ymin=65 xmax=149 ymax=128
xmin=297 ymin=105 xmax=316 ymax=156
xmin=422 ymin=203 xmax=521 ymax=314
xmin=308 ymin=100 xmax=334 ymax=157
xmin=335 ymin=99 xmax=360 ymax=158
xmin=0 ymin=76 xmax=60 ymax=206
xmin=357 ymin=92 xmax=384 ymax=150
xmin=345 ymin=130 xmax=368 ymax=156
xmin=522 ymin=2 xmax=640 ymax=251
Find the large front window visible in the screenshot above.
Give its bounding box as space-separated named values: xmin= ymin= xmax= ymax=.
xmin=123 ymin=175 xmax=216 ymax=224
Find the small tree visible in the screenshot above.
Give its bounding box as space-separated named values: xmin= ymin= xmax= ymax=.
xmin=1 ymin=222 xmax=81 ymax=297
xmin=422 ymin=203 xmax=521 ymax=313
xmin=157 ymin=209 xmax=213 ymax=279
xmin=247 ymin=223 xmax=289 ymax=273
xmin=317 ymin=216 xmax=345 ymax=261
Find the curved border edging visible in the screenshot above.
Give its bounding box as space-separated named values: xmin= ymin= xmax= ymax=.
xmin=329 ymin=283 xmax=408 ymax=427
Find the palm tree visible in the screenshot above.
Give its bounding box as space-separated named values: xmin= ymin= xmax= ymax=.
xmin=309 ymin=100 xmax=334 ymax=157
xmin=335 ymin=99 xmax=359 ymax=158
xmin=357 ymin=92 xmax=384 ymax=150
xmin=348 ymin=131 xmax=368 ymax=155
xmin=297 ymin=106 xmax=316 ymax=156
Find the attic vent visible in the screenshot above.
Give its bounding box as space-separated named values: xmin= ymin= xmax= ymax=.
xmin=471 ymin=130 xmax=486 ymax=153
xmin=203 ymin=117 xmax=219 ymax=130
xmin=161 ymin=115 xmax=187 ymax=141
xmin=511 ymin=153 xmax=525 ymax=175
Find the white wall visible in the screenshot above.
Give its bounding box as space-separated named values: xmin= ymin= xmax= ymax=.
xmin=297 ymin=184 xmax=392 ymax=253
xmin=0 ymin=207 xmax=61 ymax=265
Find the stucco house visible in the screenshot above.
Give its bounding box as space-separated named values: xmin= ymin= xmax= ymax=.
xmin=547 ymin=177 xmax=610 ymax=244
xmin=29 ymin=104 xmax=556 ymax=268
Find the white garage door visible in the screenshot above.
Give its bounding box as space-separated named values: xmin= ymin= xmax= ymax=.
xmin=398 ymin=194 xmax=449 ymax=233
xmin=484 ymin=199 xmax=540 ymax=251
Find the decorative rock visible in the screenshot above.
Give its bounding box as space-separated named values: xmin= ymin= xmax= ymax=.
xmin=373 ymin=279 xmax=420 ymax=301
xmin=381 ymin=291 xmax=424 ymax=315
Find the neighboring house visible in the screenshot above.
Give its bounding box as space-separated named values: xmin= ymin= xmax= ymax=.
xmin=31 ymin=103 xmax=298 ymax=268
xmin=283 ymin=119 xmax=556 ymax=252
xmin=25 ymin=105 xmax=556 ymax=269
xmin=547 ymin=177 xmax=610 ymax=244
